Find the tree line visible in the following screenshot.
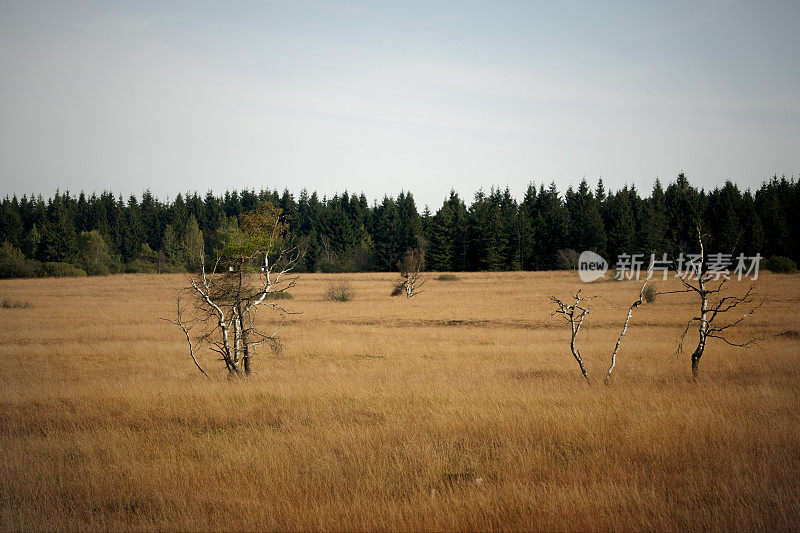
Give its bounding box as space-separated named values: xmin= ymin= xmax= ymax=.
xmin=0 ymin=173 xmax=798 ymax=277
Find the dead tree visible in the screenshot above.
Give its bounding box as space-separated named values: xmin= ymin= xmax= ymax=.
xmin=163 ymin=202 xmax=302 ymax=377
xmin=551 ymin=266 xmax=653 ymax=385
xmin=391 ymin=247 xmax=427 ymax=298
xmin=662 ymin=224 xmax=762 ymax=380
xmin=550 ymin=290 xmax=592 ymax=384
xmin=604 ymin=262 xmax=653 ymax=384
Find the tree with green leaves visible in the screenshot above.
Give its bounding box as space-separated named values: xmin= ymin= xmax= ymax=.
xmin=182 ymin=216 xmax=204 ymax=271
xmin=77 ymin=230 xmax=111 ymax=275
xmin=163 ymin=202 xmax=303 ymax=378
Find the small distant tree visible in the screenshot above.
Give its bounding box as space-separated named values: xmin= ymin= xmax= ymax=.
xmin=161 ymin=224 xmax=181 ymax=265
xmin=391 ymin=247 xmax=427 ymax=297
xmin=555 ymin=248 xmax=580 ymax=271
xmin=182 ymin=216 xmax=204 ymax=271
xmin=76 ymin=230 xmax=111 ymax=275
xmin=24 ymin=224 xmax=41 ymax=259
xmin=163 ymin=202 xmax=303 ymax=377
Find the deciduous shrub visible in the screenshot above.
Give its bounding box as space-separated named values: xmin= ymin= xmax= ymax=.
xmin=42 ymin=262 xmax=87 ymax=277
xmin=1 ymin=299 xmax=31 ymax=309
xmin=764 ymin=256 xmax=797 ymax=273
xmin=324 ymin=281 xmax=353 ymax=302
xmin=125 ymin=258 xmax=158 ymax=274
xmin=0 ymin=256 xmax=37 ymax=278
xmin=265 ymin=291 xmax=293 ymax=300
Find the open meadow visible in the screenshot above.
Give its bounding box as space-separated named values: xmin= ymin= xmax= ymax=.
xmin=1 ymin=271 xmax=799 ymax=531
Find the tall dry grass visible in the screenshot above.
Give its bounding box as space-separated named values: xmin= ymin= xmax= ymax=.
xmin=0 ymin=271 xmax=799 ymax=531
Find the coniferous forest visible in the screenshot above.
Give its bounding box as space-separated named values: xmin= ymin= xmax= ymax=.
xmin=1 ymin=173 xmax=798 ymax=278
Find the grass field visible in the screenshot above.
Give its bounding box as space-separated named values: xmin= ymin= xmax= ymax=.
xmin=1 ymin=271 xmax=799 ymax=531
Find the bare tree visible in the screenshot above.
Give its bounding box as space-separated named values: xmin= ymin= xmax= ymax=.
xmin=550 ymin=290 xmax=592 ymax=384
xmin=551 ymin=264 xmax=653 ymax=385
xmin=661 ymin=225 xmax=762 ymax=380
xmin=556 ymin=248 xmax=580 ymax=271
xmin=391 ymin=247 xmax=427 ymax=298
xmin=163 ymin=202 xmax=302 ymax=377
xmin=605 ymin=271 xmax=651 ymax=384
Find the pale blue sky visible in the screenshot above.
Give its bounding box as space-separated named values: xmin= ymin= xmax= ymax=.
xmin=1 ymin=0 xmax=798 ymax=208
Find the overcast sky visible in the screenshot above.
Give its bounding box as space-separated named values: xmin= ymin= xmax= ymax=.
xmin=1 ymin=0 xmax=798 ymax=208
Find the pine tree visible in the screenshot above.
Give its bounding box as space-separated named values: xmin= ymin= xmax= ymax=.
xmin=24 ymin=224 xmax=41 ymax=259
xmin=519 ymin=184 xmax=537 ymax=270
xmin=606 ymin=189 xmax=635 ymax=261
xmin=533 ymin=183 xmax=568 ymax=269
xmin=664 ymin=173 xmax=703 ymax=253
xmin=641 ymin=179 xmax=668 ymax=253
xmin=0 ymin=200 xmax=23 ymax=250
xmin=427 ymin=201 xmax=454 ymax=271
xmin=305 ymin=230 xmax=321 ymax=272
xmin=371 ymin=197 xmax=400 ymax=271
xmin=565 ymin=179 xmax=605 ymax=255
xmin=445 ymin=191 xmax=468 ymax=271
xmin=41 ymin=203 xmax=78 ymax=263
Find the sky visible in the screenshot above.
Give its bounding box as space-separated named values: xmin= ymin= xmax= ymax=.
xmin=0 ymin=0 xmax=798 ymax=209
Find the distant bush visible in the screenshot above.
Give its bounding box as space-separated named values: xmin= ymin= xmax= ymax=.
xmin=1 ymin=298 xmax=31 ymax=309
xmin=764 ymin=256 xmax=797 ymax=273
xmin=556 ymin=248 xmax=579 ymax=271
xmin=265 ymin=291 xmax=293 ymax=300
xmin=436 ymin=273 xmax=460 ymax=281
xmin=318 ymin=260 xmax=348 ymax=273
xmin=42 ymin=262 xmax=87 ymax=278
xmin=0 ymin=256 xmax=37 ymax=278
xmin=643 ymin=284 xmax=657 ymax=304
xmin=125 ymin=258 xmax=158 ymax=274
xmin=0 ymin=242 xmax=38 ymax=278
xmin=324 ymin=281 xmax=353 ymax=302
xmin=157 ymin=262 xmax=186 ymax=274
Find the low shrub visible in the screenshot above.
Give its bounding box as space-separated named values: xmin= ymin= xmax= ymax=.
xmin=125 ymin=259 xmax=158 ymax=274
xmin=42 ymin=262 xmax=87 ymax=278
xmin=436 ymin=273 xmax=460 ymax=281
xmin=0 ymin=298 xmax=32 ymax=309
xmin=0 ymin=256 xmax=37 ymax=278
xmin=157 ymin=263 xmax=186 ymax=274
xmin=324 ymin=281 xmax=353 ymax=302
xmin=265 ymin=291 xmax=293 ymax=300
xmin=764 ymin=256 xmax=797 ymax=273
xmin=84 ymin=263 xmax=110 ymax=276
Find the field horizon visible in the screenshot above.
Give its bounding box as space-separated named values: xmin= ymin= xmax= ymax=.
xmin=1 ymin=271 xmax=799 ymax=531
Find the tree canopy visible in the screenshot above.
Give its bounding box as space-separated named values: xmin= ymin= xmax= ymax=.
xmin=1 ymin=174 xmax=798 ymax=277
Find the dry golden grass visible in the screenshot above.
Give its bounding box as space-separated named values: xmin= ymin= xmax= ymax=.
xmin=1 ymin=271 xmax=799 ymax=531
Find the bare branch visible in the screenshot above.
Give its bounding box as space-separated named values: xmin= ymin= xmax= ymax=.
xmin=159 ymin=298 xmax=210 ymax=379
